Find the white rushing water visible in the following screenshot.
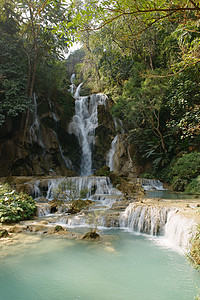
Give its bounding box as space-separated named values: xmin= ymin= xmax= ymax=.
xmin=140 ymin=178 xmax=165 ymax=190
xmin=29 ymin=94 xmax=45 ymax=150
xmin=120 ymin=203 xmax=196 ymax=253
xmin=53 ymin=131 xmax=73 ymax=170
xmin=106 ymin=135 xmax=118 ymax=172
xmin=68 ymin=81 xmax=107 ymax=175
xmin=45 ymin=176 xmax=122 ymax=204
xmin=119 ymin=204 xmax=169 ymax=235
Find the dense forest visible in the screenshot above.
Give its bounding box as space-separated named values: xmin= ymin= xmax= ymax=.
xmin=0 ymin=0 xmax=200 ymax=194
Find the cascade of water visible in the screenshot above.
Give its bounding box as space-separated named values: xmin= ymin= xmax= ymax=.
xmin=163 ymin=210 xmax=195 ymax=252
xmin=37 ymin=203 xmax=51 ymax=217
xmin=74 ymin=82 xmax=83 ymax=99
xmin=45 ymin=176 xmax=122 ymax=204
xmin=68 ymin=85 xmax=107 ymax=175
xmin=70 ymin=74 xmax=76 ymax=95
xmin=33 ymin=180 xmax=41 ymax=198
xmin=48 ymin=98 xmax=73 ymax=170
xmin=113 ymin=117 xmax=125 ymax=134
xmin=120 ymin=203 xmax=196 ymax=252
xmin=140 ymin=178 xmax=165 ymax=190
xmin=119 ymin=204 xmax=169 ymax=235
xmin=106 ymin=135 xmax=118 ymax=172
xmin=29 ymin=94 xmax=45 ymax=150
xmin=53 ymin=131 xmax=73 ymax=170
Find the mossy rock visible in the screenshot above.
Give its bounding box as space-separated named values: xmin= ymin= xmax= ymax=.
xmin=81 ymin=231 xmax=100 ymax=240
xmin=54 ymin=225 xmax=65 ymax=232
xmin=67 ymin=199 xmax=93 ymax=214
xmin=0 ymin=229 xmax=9 ymax=238
xmin=95 ymin=166 xmax=110 ymax=176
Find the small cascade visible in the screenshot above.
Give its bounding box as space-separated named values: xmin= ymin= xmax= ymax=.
xmin=120 ymin=204 xmax=169 ymax=235
xmin=68 ymin=82 xmax=107 ymax=175
xmin=37 ymin=203 xmax=51 ymax=217
xmin=74 ymin=82 xmax=83 ymax=99
xmin=120 ymin=203 xmax=196 ymax=252
xmin=45 ymin=176 xmax=122 ymax=207
xmin=113 ymin=117 xmax=125 ymax=134
xmin=29 ymin=94 xmax=45 ymax=151
xmin=53 ymin=131 xmax=73 ymax=170
xmin=106 ymin=135 xmax=118 ymax=172
xmin=70 ymin=73 xmax=76 ymax=95
xmin=33 ymin=180 xmax=41 ymax=198
xmin=140 ymin=178 xmax=165 ymax=190
xmin=48 ymin=98 xmax=73 ymax=170
xmin=163 ymin=210 xmax=195 ymax=252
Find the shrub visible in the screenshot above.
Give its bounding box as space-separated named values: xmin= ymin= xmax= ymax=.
xmin=185 ymin=176 xmax=200 ymax=195
xmin=170 ymin=152 xmax=200 ymax=192
xmin=0 ymin=184 xmax=36 ymax=223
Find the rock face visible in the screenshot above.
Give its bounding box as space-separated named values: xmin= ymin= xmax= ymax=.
xmin=93 ymin=104 xmax=135 ymax=177
xmin=0 ymin=89 xmax=135 ymax=177
xmin=0 ymin=92 xmax=80 ymax=176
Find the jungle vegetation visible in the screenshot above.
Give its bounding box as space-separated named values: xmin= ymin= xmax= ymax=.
xmin=0 ymin=0 xmax=200 ymax=193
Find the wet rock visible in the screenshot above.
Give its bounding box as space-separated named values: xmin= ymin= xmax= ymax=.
xmin=53 ymin=225 xmax=65 ymax=232
xmin=8 ymin=226 xmax=23 ymax=233
xmin=47 ymin=225 xmax=68 ymax=235
xmin=0 ymin=229 xmax=9 ymax=238
xmin=67 ymin=199 xmax=93 ymax=214
xmin=81 ymin=231 xmax=100 ymax=240
xmin=26 ymin=225 xmax=47 ymax=232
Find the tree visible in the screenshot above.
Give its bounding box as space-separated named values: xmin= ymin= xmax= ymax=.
xmin=72 ymin=0 xmax=200 ymax=71
xmin=0 ymin=1 xmax=30 ymax=125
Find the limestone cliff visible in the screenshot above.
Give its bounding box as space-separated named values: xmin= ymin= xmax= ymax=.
xmin=0 ymin=91 xmax=79 ymax=176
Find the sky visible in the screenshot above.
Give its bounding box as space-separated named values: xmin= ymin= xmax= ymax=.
xmin=66 ymin=41 xmax=82 ymax=58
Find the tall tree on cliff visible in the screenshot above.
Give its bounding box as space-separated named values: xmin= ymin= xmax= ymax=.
xmin=0 ymin=0 xmax=74 ymax=143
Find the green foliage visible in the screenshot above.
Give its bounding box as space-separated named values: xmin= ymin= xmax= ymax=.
xmin=0 ymin=184 xmax=36 ymax=223
xmin=52 ymin=179 xmax=89 ymax=201
xmin=0 ymin=2 xmax=31 ymax=125
xmin=95 ymin=166 xmax=111 ymax=176
xmin=86 ymin=210 xmax=104 ymax=233
xmin=188 ymin=224 xmax=200 ymax=270
xmin=170 ymin=152 xmax=200 ymax=191
xmin=184 ymin=176 xmax=200 ymax=195
xmin=67 ymin=199 xmax=92 ymax=214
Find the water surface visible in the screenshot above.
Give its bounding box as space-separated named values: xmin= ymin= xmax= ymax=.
xmin=0 ymin=230 xmax=199 ymax=300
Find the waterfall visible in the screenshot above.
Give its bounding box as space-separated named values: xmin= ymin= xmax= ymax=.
xmin=120 ymin=203 xmax=196 ymax=252
xmin=140 ymin=178 xmax=165 ymax=190
xmin=113 ymin=118 xmax=125 ymax=134
xmin=68 ymin=82 xmax=107 ymax=175
xmin=119 ymin=204 xmax=169 ymax=235
xmin=48 ymin=98 xmax=73 ymax=170
xmin=45 ymin=176 xmax=122 ymax=205
xmin=33 ymin=180 xmax=41 ymax=198
xmin=106 ymin=135 xmax=118 ymax=172
xmin=53 ymin=131 xmax=73 ymax=170
xmin=29 ymin=94 xmax=45 ymax=151
xmin=70 ymin=73 xmax=76 ymax=95
xmin=74 ymin=82 xmax=83 ymax=99
xmin=162 ymin=210 xmax=195 ymax=252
